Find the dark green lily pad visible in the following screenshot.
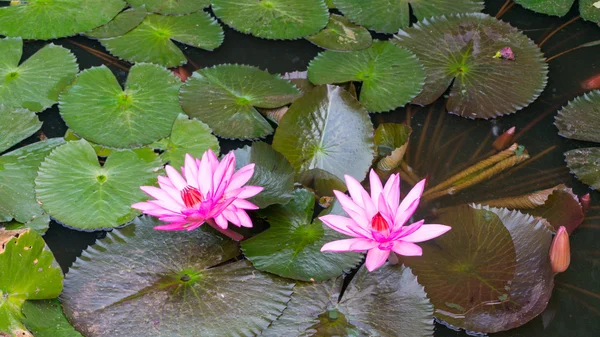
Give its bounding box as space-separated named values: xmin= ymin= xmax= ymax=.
xmin=233 ymin=142 xmax=294 ymax=208
xmin=0 ymin=105 xmax=41 ymax=154
xmin=272 ymin=85 xmax=375 ymax=185
xmin=211 ymin=0 xmax=329 ymax=40
xmin=242 ymin=189 xmax=362 ymax=281
xmin=514 ymin=0 xmax=600 ymax=22
xmin=61 ymin=216 xmax=294 ymax=337
xmin=565 ymin=147 xmax=600 ymax=191
xmin=86 ymin=6 xmax=148 ymax=39
xmin=374 ymin=123 xmax=412 ymax=172
xmin=179 ymin=64 xmax=301 ymax=139
xmin=393 ymin=13 xmax=548 ymax=119
xmin=555 ymin=90 xmax=600 ymax=143
xmin=100 ymin=12 xmax=223 ymax=67
xmin=306 ymin=14 xmax=372 ymax=51
xmin=127 ymin=0 xmax=209 ymax=14
xmin=0 ymin=37 xmax=78 ymax=112
xmin=0 ymin=229 xmax=63 ymax=335
xmin=59 ymin=63 xmax=183 ymax=148
xmin=0 ymin=0 xmax=125 ymax=40
xmin=21 ymin=300 xmax=83 ymax=337
xmin=35 ymin=139 xmax=163 ymax=230
xmin=333 ymin=0 xmax=484 ymax=33
xmin=308 ymin=41 xmax=425 ymax=112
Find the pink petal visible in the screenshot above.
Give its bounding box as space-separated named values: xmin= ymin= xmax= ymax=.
xmin=383 ymin=173 xmax=400 ymax=211
xmin=377 ymin=194 xmax=394 ymax=225
xmin=157 ymin=175 xmax=175 ymax=188
xmin=228 ymin=164 xmax=255 ymax=190
xmin=236 ymin=185 xmax=263 ymax=199
xmin=235 ymin=210 xmax=253 ymax=228
xmin=391 ymin=220 xmax=424 ymax=240
xmin=214 ymin=214 xmax=229 ymax=229
xmin=321 ymin=238 xmax=376 ymax=252
xmin=157 ymin=179 xmax=183 ymax=204
xmin=154 ymin=223 xmax=187 ymax=231
xmin=392 ymin=241 xmax=422 ymax=256
xmin=345 ymin=174 xmax=367 ymax=208
xmin=395 ymin=179 xmax=425 ymax=218
xmin=222 ymin=208 xmax=241 ymax=226
xmin=333 ymin=190 xmax=369 ymax=228
xmin=369 ymin=169 xmax=383 ymax=206
xmin=232 ymin=199 xmax=259 ymax=210
xmin=185 ymin=222 xmax=204 ymax=231
xmin=184 ymin=154 xmax=199 ymax=188
xmin=393 ymin=198 xmax=419 ymax=230
xmin=165 ymin=165 xmax=187 ymax=190
xmin=205 ymin=149 xmax=219 ymax=172
xmin=319 ymin=214 xmax=365 ymax=238
xmin=140 ymin=186 xmax=183 ymax=209
xmin=359 ymin=188 xmax=377 ymax=220
xmin=213 ymin=152 xmax=235 ymax=196
xmin=400 ymin=225 xmax=451 ymax=243
xmin=197 ymin=151 xmax=214 ymax=197
xmin=365 ymin=248 xmax=390 ymax=272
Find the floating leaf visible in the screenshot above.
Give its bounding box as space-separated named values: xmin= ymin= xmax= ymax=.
xmin=180 ymin=64 xmax=301 ymax=139
xmin=86 ymin=6 xmax=148 ymax=39
xmin=0 ymin=105 xmax=41 ymax=154
xmin=393 ymin=13 xmax=548 ymax=118
xmin=306 ymin=14 xmax=372 ymax=51
xmin=333 ymin=0 xmax=484 ymax=33
xmin=211 ymin=0 xmax=329 ymax=40
xmin=555 ymin=90 xmax=600 ymax=143
xmin=272 ymin=85 xmax=375 ymax=186
xmin=514 ymin=0 xmax=600 ymax=22
xmin=565 ymin=147 xmax=600 ymax=191
xmin=308 ymin=41 xmax=425 ymax=112
xmin=233 ymin=142 xmax=294 ymax=208
xmin=21 ymin=300 xmax=83 ymax=337
xmin=0 ymin=37 xmax=78 ymax=112
xmin=0 ymin=0 xmax=125 ymax=39
xmin=59 ymin=63 xmax=183 ymax=148
xmin=100 ymin=12 xmax=223 ymax=67
xmin=127 ymin=0 xmax=209 ymax=14
xmin=242 ymin=189 xmax=362 ymax=281
xmin=63 ymin=129 xmax=113 ymax=157
xmin=35 ymin=139 xmax=163 ymax=230
xmin=61 ymin=216 xmax=294 ymax=336
xmin=0 ymin=229 xmax=63 ymax=335
xmin=374 ymin=123 xmax=412 ymax=172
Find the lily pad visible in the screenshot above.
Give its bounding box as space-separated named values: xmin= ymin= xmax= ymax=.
xmin=0 ymin=0 xmax=126 ymax=39
xmin=306 ymin=14 xmax=373 ymax=51
xmin=514 ymin=0 xmax=600 ymax=22
xmin=333 ymin=0 xmax=484 ymax=33
xmin=233 ymin=142 xmax=295 ymax=208
xmin=153 ymin=114 xmax=220 ymax=169
xmin=374 ymin=123 xmax=412 ymax=172
xmin=0 ymin=37 xmax=78 ymax=112
xmin=211 ymin=0 xmax=329 ymax=40
xmin=59 ymin=63 xmax=184 ymax=148
xmin=565 ymin=147 xmax=600 ymax=191
xmin=100 ymin=12 xmax=223 ymax=67
xmin=86 ymin=6 xmax=148 ymax=39
xmin=61 ymin=216 xmax=294 ymax=336
xmin=21 ymin=300 xmax=83 ymax=337
xmin=307 ymin=41 xmax=425 ymax=112
xmin=127 ymin=0 xmax=209 ymax=14
xmin=0 ymin=105 xmax=41 ymax=154
xmin=35 ymin=139 xmax=163 ymax=230
xmin=0 ymin=229 xmax=63 ymax=336
xmin=179 ymin=64 xmax=301 ymax=139
xmin=393 ymin=13 xmax=548 ymax=119
xmin=272 ymin=85 xmax=375 ymax=186
xmin=242 ymin=189 xmax=362 ymax=281
xmin=555 ymin=90 xmax=600 ymax=143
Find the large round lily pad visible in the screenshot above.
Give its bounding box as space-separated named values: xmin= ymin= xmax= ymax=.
xmin=514 ymin=0 xmax=600 ymax=22
xmin=555 ymin=90 xmax=600 ymax=143
xmin=59 ymin=63 xmax=183 ymax=148
xmin=21 ymin=300 xmax=83 ymax=337
xmin=35 ymin=139 xmax=163 ymax=230
xmin=565 ymin=147 xmax=600 ymax=191
xmin=127 ymin=0 xmax=209 ymax=14
xmin=179 ymin=64 xmax=301 ymax=139
xmin=0 ymin=37 xmax=78 ymax=112
xmin=308 ymin=41 xmax=425 ymax=112
xmin=242 ymin=189 xmax=362 ymax=281
xmin=393 ymin=13 xmax=548 ymax=119
xmin=306 ymin=14 xmax=372 ymax=51
xmin=0 ymin=0 xmax=126 ymax=40
xmin=86 ymin=6 xmax=148 ymax=39
xmin=211 ymin=0 xmax=329 ymax=40
xmin=0 ymin=105 xmax=41 ymax=154
xmin=100 ymin=12 xmax=224 ymax=67
xmin=61 ymin=216 xmax=294 ymax=337
xmin=333 ymin=0 xmax=484 ymax=33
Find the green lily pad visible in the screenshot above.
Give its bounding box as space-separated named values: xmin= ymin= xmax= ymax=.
xmin=307 ymin=41 xmax=425 ymax=112
xmin=0 ymin=0 xmax=126 ymax=39
xmin=393 ymin=13 xmax=548 ymax=119
xmin=0 ymin=105 xmax=41 ymax=154
xmin=59 ymin=63 xmax=183 ymax=148
xmin=272 ymin=85 xmax=375 ymax=186
xmin=86 ymin=6 xmax=148 ymax=39
xmin=233 ymin=142 xmax=294 ymax=208
xmin=374 ymin=123 xmax=412 ymax=172
xmin=306 ymin=14 xmax=373 ymax=51
xmin=0 ymin=37 xmax=78 ymax=112
xmin=0 ymin=139 xmax=64 ymax=233
xmin=21 ymin=300 xmax=83 ymax=337
xmin=565 ymin=147 xmax=600 ymax=191
xmin=63 ymin=129 xmax=113 ymax=157
xmin=555 ymin=90 xmax=600 ymax=143
xmin=179 ymin=64 xmax=301 ymax=139
xmin=61 ymin=216 xmax=294 ymax=336
xmin=514 ymin=0 xmax=600 ymax=22
xmin=242 ymin=189 xmax=362 ymax=281
xmin=0 ymin=229 xmax=63 ymax=336
xmin=211 ymin=0 xmax=329 ymax=40
xmin=35 ymin=139 xmax=163 ymax=230
xmin=100 ymin=12 xmax=223 ymax=67
xmin=127 ymin=0 xmax=209 ymax=14
xmin=333 ymin=0 xmax=484 ymax=33
xmin=153 ymin=114 xmax=219 ymax=169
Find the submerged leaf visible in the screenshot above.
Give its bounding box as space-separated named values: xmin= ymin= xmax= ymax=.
xmin=306 ymin=14 xmax=372 ymax=51
xmin=0 ymin=105 xmax=41 ymax=154
xmin=565 ymin=147 xmax=600 ymax=191
xmin=127 ymin=0 xmax=210 ymax=14
xmin=555 ymin=90 xmax=600 ymax=143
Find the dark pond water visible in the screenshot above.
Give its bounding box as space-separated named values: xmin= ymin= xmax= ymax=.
xmin=12 ymin=1 xmax=600 ymax=336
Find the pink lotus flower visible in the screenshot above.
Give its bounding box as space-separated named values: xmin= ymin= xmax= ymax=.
xmin=320 ymin=170 xmax=451 ymax=272
xmin=132 ymin=150 xmax=263 ymax=240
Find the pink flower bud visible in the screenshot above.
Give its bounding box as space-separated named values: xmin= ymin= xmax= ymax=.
xmin=549 ymin=226 xmax=570 ymax=273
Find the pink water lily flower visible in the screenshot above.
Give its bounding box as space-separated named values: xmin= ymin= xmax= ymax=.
xmin=132 ymin=150 xmax=263 ymax=240
xmin=320 ymin=170 xmax=451 ymax=272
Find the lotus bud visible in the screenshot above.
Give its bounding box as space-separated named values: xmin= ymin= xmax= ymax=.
xmin=549 ymin=226 xmax=570 ymax=273
xmin=493 ymin=126 xmax=515 ymax=151
xmin=580 ymin=193 xmax=590 ymax=215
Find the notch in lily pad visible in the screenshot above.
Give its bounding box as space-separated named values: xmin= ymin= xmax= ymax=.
xmin=127 ymin=0 xmax=210 ymax=15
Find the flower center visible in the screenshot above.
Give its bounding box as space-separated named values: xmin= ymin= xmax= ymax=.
xmin=371 ymin=213 xmax=390 ymax=236
xmin=181 ymin=186 xmax=203 ymax=208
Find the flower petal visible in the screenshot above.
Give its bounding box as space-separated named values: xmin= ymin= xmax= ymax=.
xmin=369 ymin=169 xmax=383 ymax=206
xmin=383 ymin=173 xmax=400 ymax=211
xmin=365 ymin=248 xmax=390 ymax=272
xmin=393 ymin=198 xmax=419 ymax=230
xmin=391 ymin=219 xmax=423 ymax=240
xmin=321 ymin=238 xmax=376 ymax=252
xmin=333 ymin=190 xmax=369 ymax=228
xmin=165 ymin=165 xmax=187 ymax=190
xmin=396 ymin=178 xmax=425 ymax=218
xmin=401 ymin=224 xmax=451 ymax=243
xmin=198 ymin=151 xmax=214 ymax=197
xmin=184 ymin=154 xmax=199 ymax=188
xmin=232 ymin=199 xmax=259 ymax=210
xmin=222 ymin=208 xmax=241 ymax=227
xmin=235 ymin=210 xmax=253 ymax=228
xmin=154 ymin=223 xmax=188 ymax=231
xmin=392 ymin=241 xmax=423 ymax=256
xmin=236 ymin=185 xmax=263 ymax=199
xmin=214 ymin=214 xmax=229 ymax=229
xmin=228 ymin=164 xmax=255 ymax=190
xmin=319 ymin=214 xmax=365 ymax=238
xmin=344 ymin=174 xmax=367 ymax=208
